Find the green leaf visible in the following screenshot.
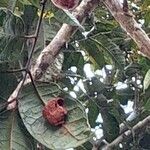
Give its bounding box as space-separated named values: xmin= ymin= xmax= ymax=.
xmin=83 ymin=77 xmax=105 ymax=96
xmin=138 ymin=57 xmax=150 ymax=75
xmin=0 ymin=110 xmax=36 ymax=150
xmin=18 ymin=0 xmax=31 ymax=5
xmin=101 ymin=111 xmax=119 ymax=142
xmin=63 ymin=52 xmax=84 ymax=75
xmin=116 ymin=86 xmax=134 ymax=97
xmin=0 ymin=8 xmax=25 ymax=63
xmin=144 ymin=98 xmax=150 ymax=111
xmin=18 ymin=82 xmax=91 ymax=149
xmin=124 ymin=62 xmax=141 ymax=77
xmin=1 ymin=9 xmax=25 ymax=35
xmin=54 ymin=10 xmax=84 ymax=30
xmin=0 ymin=0 xmax=9 ymax=7
xmin=80 ymin=39 xmax=105 ymax=69
xmin=0 ymin=72 xmax=18 ymax=100
xmin=87 ymin=100 xmax=99 ymax=128
xmin=143 ymin=69 xmax=150 ymax=91
xmin=27 ymin=0 xmax=40 ymax=7
xmin=90 ymin=35 xmax=125 ymax=70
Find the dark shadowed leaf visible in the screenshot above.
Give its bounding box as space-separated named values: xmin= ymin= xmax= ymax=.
xmin=101 ymin=110 xmax=119 ymax=142
xmin=0 ymin=72 xmax=18 ymax=100
xmin=87 ymin=100 xmax=99 ymax=128
xmin=0 ymin=8 xmax=25 ymax=63
xmin=80 ymin=39 xmax=105 ymax=69
xmin=90 ymin=36 xmax=125 ymax=70
xmin=63 ymin=52 xmax=84 ymax=75
xmin=83 ymin=77 xmax=105 ymax=96
xmin=0 ymin=110 xmax=36 ymax=150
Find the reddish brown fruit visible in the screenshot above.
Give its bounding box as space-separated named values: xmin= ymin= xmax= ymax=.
xmin=51 ymin=0 xmax=79 ymax=10
xmin=42 ymin=97 xmax=67 ymax=126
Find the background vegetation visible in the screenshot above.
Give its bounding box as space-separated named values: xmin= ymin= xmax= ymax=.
xmin=0 ymin=0 xmax=150 ymax=149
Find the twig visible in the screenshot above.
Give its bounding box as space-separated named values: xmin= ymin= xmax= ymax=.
xmin=27 ymin=70 xmax=45 ymax=105
xmin=0 ymin=68 xmax=26 ymax=73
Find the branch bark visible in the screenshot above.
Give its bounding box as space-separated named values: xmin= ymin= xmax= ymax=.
xmin=102 ymin=115 xmax=150 ymax=150
xmin=103 ymin=0 xmax=150 ymax=59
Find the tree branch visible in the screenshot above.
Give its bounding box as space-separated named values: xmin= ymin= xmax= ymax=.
xmin=31 ymin=0 xmax=99 ymax=80
xmin=103 ymin=0 xmax=150 ymax=59
xmin=102 ymin=115 xmax=150 ymax=150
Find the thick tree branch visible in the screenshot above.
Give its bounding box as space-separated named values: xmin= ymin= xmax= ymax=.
xmin=102 ymin=115 xmax=150 ymax=150
xmin=103 ymin=0 xmax=150 ymax=59
xmin=31 ymin=0 xmax=99 ymax=80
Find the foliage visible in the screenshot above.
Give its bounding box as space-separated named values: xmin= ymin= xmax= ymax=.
xmin=0 ymin=0 xmax=150 ymax=150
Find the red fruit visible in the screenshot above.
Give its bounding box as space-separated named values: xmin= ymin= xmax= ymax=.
xmin=42 ymin=97 xmax=67 ymax=126
xmin=51 ymin=0 xmax=79 ymax=10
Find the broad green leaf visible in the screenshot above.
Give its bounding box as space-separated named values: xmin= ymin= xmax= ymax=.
xmin=22 ymin=5 xmax=38 ymax=32
xmin=95 ymin=95 xmax=120 ymax=142
xmin=55 ymin=10 xmax=84 ymax=29
xmin=0 ymin=8 xmax=25 ymax=63
xmin=18 ymin=82 xmax=91 ymax=149
xmin=1 ymin=9 xmax=25 ymax=35
xmin=144 ymin=10 xmax=150 ymax=26
xmin=144 ymin=98 xmax=150 ymax=111
xmin=101 ymin=110 xmax=119 ymax=142
xmin=80 ymin=39 xmax=105 ymax=69
xmin=43 ymin=19 xmax=61 ymax=43
xmin=90 ymin=36 xmax=125 ymax=70
xmin=0 ymin=64 xmax=18 ymax=111
xmin=0 ymin=110 xmax=36 ymax=150
xmin=143 ymin=69 xmax=150 ymax=91
xmin=108 ymin=101 xmax=125 ymax=123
